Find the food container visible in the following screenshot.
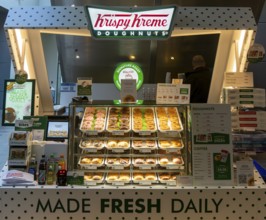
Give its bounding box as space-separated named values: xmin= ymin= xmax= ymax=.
xmin=106 ymin=172 xmax=131 ymax=185
xmin=78 ymin=157 xmax=105 ymax=169
xmin=80 ymin=107 xmax=107 ymax=134
xmin=106 ymin=140 xmax=130 ymax=153
xmin=132 ymin=172 xmax=158 ymax=185
xmin=106 ymin=107 xmax=131 ymax=134
xmin=158 ymin=139 xmax=184 ymax=152
xmin=132 ymin=107 xmax=157 ymax=134
xmin=155 ymin=107 xmax=183 ymax=132
xmin=158 ymin=172 xmax=179 ymax=185
xmin=131 ymin=140 xmax=157 ymax=153
xmin=79 ymin=140 xmax=106 ymax=152
xmin=133 ymin=157 xmax=158 ymax=169
xmin=84 ymin=172 xmax=105 ymax=185
xmin=158 ymin=156 xmax=184 ymax=170
xmin=105 ymin=157 xmax=131 ymax=169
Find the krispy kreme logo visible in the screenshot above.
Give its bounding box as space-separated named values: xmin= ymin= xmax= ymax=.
xmin=85 ymin=6 xmax=176 ymax=39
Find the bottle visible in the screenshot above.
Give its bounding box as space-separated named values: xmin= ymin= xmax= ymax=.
xmin=46 ymin=154 xmax=56 ymax=185
xmin=38 ymin=155 xmax=47 ymax=185
xmin=58 ymin=154 xmax=66 ymax=170
xmin=56 ymin=165 xmax=67 ymax=186
xmin=28 ymin=154 xmax=37 ymax=180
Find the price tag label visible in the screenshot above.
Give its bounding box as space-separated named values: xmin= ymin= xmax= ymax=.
xmin=166 ymin=148 xmax=178 ymax=153
xmin=140 ymin=149 xmax=152 ymax=153
xmin=86 ymin=131 xmax=98 ymax=136
xmin=112 ymin=131 xmax=125 ymax=136
xmin=111 ymin=165 xmax=124 ymax=170
xmin=139 ymin=131 xmax=151 ymax=136
xmin=164 ymin=131 xmax=179 ymax=136
xmin=112 ymin=181 xmax=125 ymax=186
xmin=86 ymin=181 xmax=97 ymax=186
xmin=139 ymin=165 xmax=152 ymax=170
xmin=166 ymin=180 xmax=176 ymax=186
xmin=86 ymin=165 xmax=97 ymax=170
xmin=166 ymin=165 xmax=181 ymax=170
xmin=139 ymin=181 xmax=152 ymax=186
xmin=112 ymin=149 xmax=125 ymax=153
xmin=84 ymin=148 xmax=97 ymax=153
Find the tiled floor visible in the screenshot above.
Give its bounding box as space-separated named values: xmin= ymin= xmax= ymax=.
xmin=0 ymin=110 xmax=14 ymax=169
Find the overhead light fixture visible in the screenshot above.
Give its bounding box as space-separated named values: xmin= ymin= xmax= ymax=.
xmin=75 ymin=48 xmax=79 ymax=59
xmin=170 ymin=56 xmax=175 ymax=60
xmin=129 ymin=55 xmax=136 ymax=60
xmin=71 ymin=4 xmax=75 ymax=7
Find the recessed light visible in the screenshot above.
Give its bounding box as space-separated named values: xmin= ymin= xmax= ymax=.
xmin=170 ymin=56 xmax=175 ymax=60
xmin=76 ymin=55 xmax=80 ymax=59
xmin=129 ymin=55 xmax=136 ymax=60
xmin=71 ymin=4 xmax=75 ymax=7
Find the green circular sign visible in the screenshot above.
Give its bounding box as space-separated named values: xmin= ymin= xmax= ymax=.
xmin=247 ymin=43 xmax=265 ymax=63
xmin=15 ymin=69 xmax=28 ymax=84
xmin=113 ymin=62 xmax=144 ymax=90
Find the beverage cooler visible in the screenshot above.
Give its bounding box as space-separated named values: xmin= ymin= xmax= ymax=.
xmin=68 ymin=101 xmax=192 ymax=186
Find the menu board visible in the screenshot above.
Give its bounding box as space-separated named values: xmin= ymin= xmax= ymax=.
xmin=120 ymin=79 xmax=137 ymax=103
xmin=223 ymin=72 xmax=253 ymax=88
xmin=156 ymin=83 xmax=190 ymax=104
xmin=2 ymin=80 xmax=35 ymax=126
xmin=191 ymin=104 xmax=234 ymax=186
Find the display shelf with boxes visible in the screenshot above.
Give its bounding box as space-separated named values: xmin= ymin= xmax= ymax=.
xmin=8 ymin=131 xmax=32 ymax=171
xmin=68 ymin=101 xmax=191 ymax=186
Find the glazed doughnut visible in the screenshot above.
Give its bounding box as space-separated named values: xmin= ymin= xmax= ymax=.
xmin=134 ymin=174 xmax=144 ymax=180
xmin=92 ymin=175 xmax=102 ymax=181
xmin=173 ymin=157 xmax=182 ymax=164
xmin=91 ymin=158 xmax=101 ymax=164
xmin=145 ymin=173 xmax=156 ymax=180
xmin=160 ymin=158 xmax=169 ymax=165
xmin=135 ymin=158 xmax=145 ymax=164
xmin=146 ymin=158 xmax=156 ymax=164
xmin=160 ymin=174 xmax=170 ymax=180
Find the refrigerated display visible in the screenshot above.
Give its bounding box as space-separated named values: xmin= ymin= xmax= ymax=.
xmin=68 ymin=101 xmax=191 ymax=186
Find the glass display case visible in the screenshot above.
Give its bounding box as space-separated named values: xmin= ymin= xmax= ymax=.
xmin=68 ymin=101 xmax=191 ymax=186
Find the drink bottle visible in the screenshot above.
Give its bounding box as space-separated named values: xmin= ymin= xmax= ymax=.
xmin=58 ymin=154 xmax=66 ymax=170
xmin=28 ymin=154 xmax=37 ymax=180
xmin=38 ymin=155 xmax=46 ymax=185
xmin=46 ymin=154 xmax=56 ymax=185
xmin=56 ymin=165 xmax=67 ymax=186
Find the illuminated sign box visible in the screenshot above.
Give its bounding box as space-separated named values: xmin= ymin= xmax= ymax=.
xmin=85 ymin=5 xmax=177 ymax=39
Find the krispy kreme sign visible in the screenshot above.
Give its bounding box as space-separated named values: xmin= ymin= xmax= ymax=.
xmin=85 ymin=5 xmax=177 ymax=39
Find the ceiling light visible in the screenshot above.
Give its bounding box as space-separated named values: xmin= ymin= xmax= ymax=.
xmin=76 ymin=54 xmax=80 ymax=59
xmin=71 ymin=4 xmax=75 ymax=7
xmin=170 ymin=56 xmax=175 ymax=60
xmin=129 ymin=55 xmax=136 ymax=60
